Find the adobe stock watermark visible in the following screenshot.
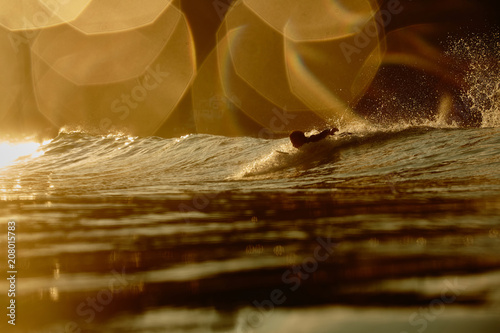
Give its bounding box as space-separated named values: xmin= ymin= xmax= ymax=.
xmin=400 ymin=277 xmax=468 ymax=333
xmin=179 ymin=192 xmax=219 ymax=224
xmin=257 ymin=106 xmax=297 ymax=140
xmin=237 ymin=237 xmax=337 ymax=333
xmin=340 ymin=0 xmax=404 ymax=64
xmin=62 ymin=267 xmax=135 ymax=333
xmin=197 ymin=93 xmax=242 ymax=122
xmin=8 ymin=0 xmax=72 ymax=53
xmin=384 ymin=174 xmax=398 ymax=195
xmin=99 ymin=64 xmax=169 ymax=133
xmin=196 ymin=93 xmax=295 ymax=139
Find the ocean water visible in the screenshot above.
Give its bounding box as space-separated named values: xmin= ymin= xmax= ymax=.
xmin=1 ymin=121 xmax=500 ymax=332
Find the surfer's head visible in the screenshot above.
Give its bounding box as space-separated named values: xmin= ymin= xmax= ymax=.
xmin=290 ymin=130 xmax=307 ymax=148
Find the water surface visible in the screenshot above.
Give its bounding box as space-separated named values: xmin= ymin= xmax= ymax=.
xmin=1 ymin=125 xmax=500 ymax=332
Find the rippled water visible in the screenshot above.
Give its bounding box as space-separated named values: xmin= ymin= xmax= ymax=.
xmin=1 ymin=123 xmax=500 ymax=332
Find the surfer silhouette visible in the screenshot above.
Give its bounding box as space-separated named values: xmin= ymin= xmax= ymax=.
xmin=290 ymin=128 xmax=339 ymax=148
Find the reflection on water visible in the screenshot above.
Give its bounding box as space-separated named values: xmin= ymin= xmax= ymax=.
xmin=1 ymin=184 xmax=500 ymax=332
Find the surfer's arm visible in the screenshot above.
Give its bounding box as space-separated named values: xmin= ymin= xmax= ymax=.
xmin=329 ymin=128 xmax=339 ymax=135
xmin=308 ymin=128 xmax=338 ymax=143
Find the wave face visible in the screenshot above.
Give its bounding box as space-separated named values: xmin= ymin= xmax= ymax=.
xmin=2 ymin=124 xmax=500 ymax=198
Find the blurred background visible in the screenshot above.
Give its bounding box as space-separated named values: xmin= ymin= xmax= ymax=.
xmin=0 ymin=0 xmax=498 ymax=141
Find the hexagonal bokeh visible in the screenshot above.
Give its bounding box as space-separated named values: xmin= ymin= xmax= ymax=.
xmin=0 ymin=0 xmax=174 ymax=33
xmin=66 ymin=0 xmax=174 ymax=34
xmin=193 ymin=0 xmax=384 ymax=136
xmin=0 ymin=0 xmax=92 ymax=31
xmin=31 ymin=4 xmax=196 ymax=136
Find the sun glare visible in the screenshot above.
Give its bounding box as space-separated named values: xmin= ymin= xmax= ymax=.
xmin=0 ymin=141 xmax=46 ymax=169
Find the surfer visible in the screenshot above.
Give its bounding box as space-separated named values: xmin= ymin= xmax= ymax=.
xmin=289 ymin=128 xmax=339 ymax=148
